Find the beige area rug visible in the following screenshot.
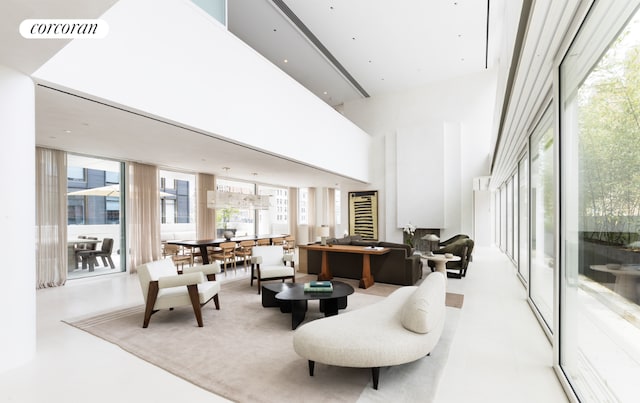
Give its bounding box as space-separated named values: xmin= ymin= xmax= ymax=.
xmin=65 ymin=274 xmax=462 ymax=403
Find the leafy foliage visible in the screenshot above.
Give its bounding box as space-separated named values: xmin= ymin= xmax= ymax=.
xmin=578 ymin=33 xmax=640 ymax=245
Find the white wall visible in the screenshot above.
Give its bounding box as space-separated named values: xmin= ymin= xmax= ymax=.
xmin=32 ymin=0 xmax=371 ymax=183
xmin=342 ymin=69 xmax=497 ymax=243
xmin=0 ymin=65 xmax=36 ymax=372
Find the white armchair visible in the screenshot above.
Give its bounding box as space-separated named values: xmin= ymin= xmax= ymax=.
xmin=137 ymin=258 xmax=221 ymax=328
xmin=250 ymin=245 xmax=295 ymax=294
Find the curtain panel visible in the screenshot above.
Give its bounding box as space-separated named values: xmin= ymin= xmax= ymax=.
xmin=288 ymin=187 xmax=298 ymax=239
xmin=196 ymin=173 xmax=216 ymax=239
xmin=327 ymin=188 xmax=336 ymax=238
xmin=35 ymin=147 xmax=67 ymax=288
xmin=128 ymin=162 xmax=161 ymax=272
xmin=307 ymin=187 xmax=316 ymax=242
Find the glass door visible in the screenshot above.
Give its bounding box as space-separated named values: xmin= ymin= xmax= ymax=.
xmin=67 ymin=154 xmax=124 ymax=279
xmin=530 ymin=106 xmax=554 ymax=331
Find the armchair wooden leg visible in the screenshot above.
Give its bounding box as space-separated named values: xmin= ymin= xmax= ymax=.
xmin=143 ymin=281 xmax=159 ymax=328
xmin=256 ymin=265 xmax=261 ymax=294
xmin=308 ymin=360 xmax=315 ymax=376
xmin=371 ymin=367 xmax=380 ymax=390
xmin=187 ymin=284 xmax=204 ymax=327
xmin=213 ymin=294 xmax=220 ymax=310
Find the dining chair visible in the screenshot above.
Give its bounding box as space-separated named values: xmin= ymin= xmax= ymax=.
xmin=256 ymin=238 xmax=270 ymax=246
xmin=162 ymin=243 xmax=192 ymax=271
xmin=283 ymin=235 xmax=296 ymax=254
xmin=76 ymin=237 xmax=99 ymax=271
xmin=235 ymin=240 xmax=255 ymax=269
xmin=73 ymin=235 xmax=88 ymax=269
xmin=182 ymin=245 xmax=202 ymax=265
xmin=90 ymin=237 xmax=115 ymax=269
xmin=209 ymin=241 xmax=237 ymax=275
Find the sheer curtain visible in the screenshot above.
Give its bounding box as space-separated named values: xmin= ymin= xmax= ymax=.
xmin=288 ymin=187 xmax=298 ymax=238
xmin=327 ymin=188 xmax=336 ymax=238
xmin=307 ymin=187 xmax=316 ymax=242
xmin=196 ymin=173 xmax=216 ymax=239
xmin=35 ymin=147 xmax=67 ymax=288
xmin=128 ymin=162 xmax=161 ymax=272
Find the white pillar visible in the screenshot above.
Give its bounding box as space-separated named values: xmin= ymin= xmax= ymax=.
xmin=0 ymin=65 xmax=36 ymax=372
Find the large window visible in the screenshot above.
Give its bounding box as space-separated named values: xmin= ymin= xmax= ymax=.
xmin=216 ymin=178 xmax=256 ymax=237
xmin=560 ymin=2 xmax=640 ymax=402
xmin=530 ymin=106 xmax=554 ymax=330
xmin=506 ymin=176 xmax=514 ymax=259
xmin=257 ymin=185 xmax=288 ymax=235
xmin=160 ymin=170 xmax=195 ymax=225
xmin=298 ymin=188 xmax=309 ymax=225
xmin=518 ymin=155 xmax=529 ymax=283
xmin=66 ymin=155 xmax=124 ymax=279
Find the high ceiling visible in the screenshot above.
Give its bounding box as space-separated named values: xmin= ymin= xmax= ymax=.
xmin=229 ymin=0 xmax=494 ymax=107
xmin=2 ymin=0 xmax=507 ymax=189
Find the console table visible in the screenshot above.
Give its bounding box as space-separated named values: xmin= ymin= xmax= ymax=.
xmin=298 ymin=244 xmax=390 ymax=288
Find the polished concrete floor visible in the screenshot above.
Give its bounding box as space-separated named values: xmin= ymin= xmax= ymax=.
xmin=0 ymin=246 xmax=568 ymax=403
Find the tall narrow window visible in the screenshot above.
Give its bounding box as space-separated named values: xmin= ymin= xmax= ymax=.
xmin=518 ymin=155 xmax=529 ymax=283
xmin=560 ymin=3 xmax=640 ymax=401
xmin=66 ymin=155 xmax=124 ymax=279
xmin=216 ymin=178 xmax=256 ymax=237
xmin=258 ymin=185 xmax=287 ymax=235
xmin=530 ymin=105 xmax=554 ymax=330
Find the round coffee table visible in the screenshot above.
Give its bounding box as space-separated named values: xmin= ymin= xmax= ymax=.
xmin=421 ymin=253 xmax=461 ymax=274
xmin=262 ymin=281 xmax=354 ymax=329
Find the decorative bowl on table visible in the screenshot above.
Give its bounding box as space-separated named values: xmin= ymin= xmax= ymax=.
xmin=444 ymin=253 xmax=453 ymax=259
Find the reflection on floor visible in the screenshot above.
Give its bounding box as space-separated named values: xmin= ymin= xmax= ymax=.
xmin=571 ymin=276 xmax=640 ymax=402
xmin=0 ymin=246 xmax=568 ymax=403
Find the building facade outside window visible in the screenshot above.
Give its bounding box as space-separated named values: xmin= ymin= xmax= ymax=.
xmin=66 ymin=154 xmax=124 ymax=279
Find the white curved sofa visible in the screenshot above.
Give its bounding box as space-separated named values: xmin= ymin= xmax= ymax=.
xmin=293 ymin=271 xmax=446 ymax=390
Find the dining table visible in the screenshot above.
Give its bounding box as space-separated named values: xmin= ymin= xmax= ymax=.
xmin=67 ymin=238 xmax=101 ymax=271
xmin=167 ymin=234 xmax=288 ymax=265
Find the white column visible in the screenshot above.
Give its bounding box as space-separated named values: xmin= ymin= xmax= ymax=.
xmin=0 ymin=65 xmax=36 ymax=372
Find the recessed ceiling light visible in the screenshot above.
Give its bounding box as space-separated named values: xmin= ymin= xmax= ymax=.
xmin=330 ymin=6 xmax=334 ymax=10
xmin=352 ymin=37 xmax=356 ymax=40
xmin=273 ymin=28 xmax=277 ymax=32
xmin=64 ymin=129 xmax=72 ymax=133
xmin=222 ymin=167 xmax=230 ymax=172
xmin=284 ymin=59 xmax=288 ymax=63
xmin=323 ymin=91 xmax=328 ymax=95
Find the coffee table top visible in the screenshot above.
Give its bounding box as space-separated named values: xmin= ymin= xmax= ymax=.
xmin=271 ymin=281 xmax=354 ymax=302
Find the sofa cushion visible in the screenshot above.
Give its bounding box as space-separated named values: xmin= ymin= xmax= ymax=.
xmin=351 ymin=240 xmax=380 ymax=247
xmin=400 ymin=272 xmax=446 ymax=334
xmin=378 ymin=241 xmax=412 ymax=257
